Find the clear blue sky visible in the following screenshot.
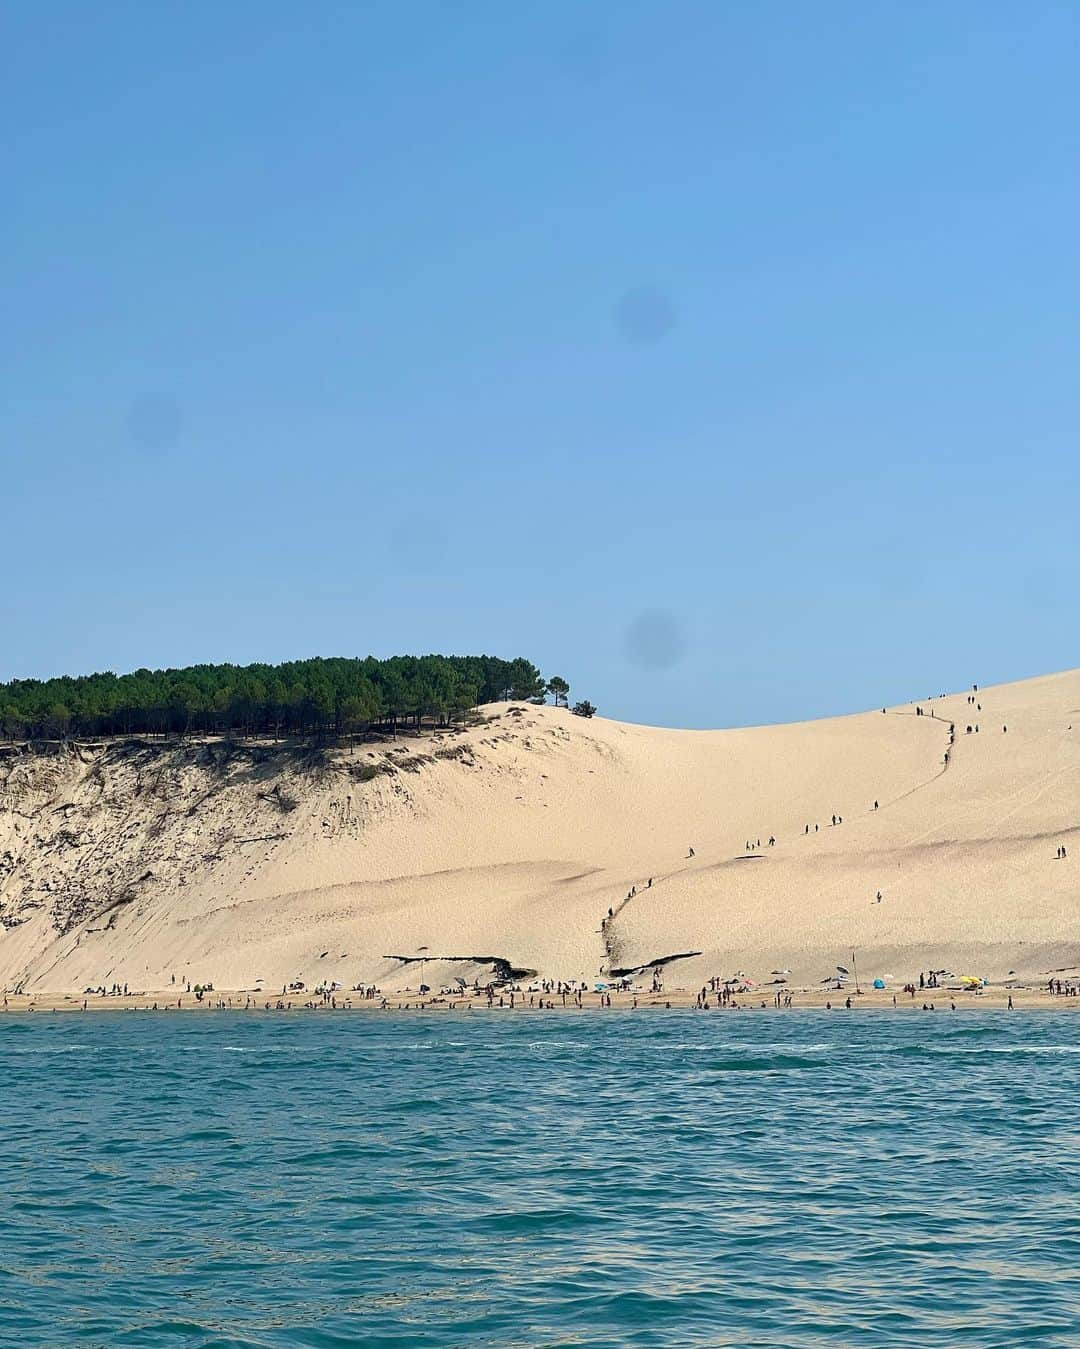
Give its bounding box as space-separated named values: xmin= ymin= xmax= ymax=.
xmin=4 ymin=2 xmax=1078 ymax=727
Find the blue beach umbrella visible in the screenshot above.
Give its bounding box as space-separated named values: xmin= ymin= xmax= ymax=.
xmin=872 ymin=978 xmax=885 ymax=989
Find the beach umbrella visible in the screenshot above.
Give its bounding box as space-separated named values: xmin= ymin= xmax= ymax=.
xmin=836 ymin=964 xmax=850 ymax=976
xmin=872 ymin=978 xmax=885 ymax=989
xmin=960 ymin=975 xmax=981 ymax=986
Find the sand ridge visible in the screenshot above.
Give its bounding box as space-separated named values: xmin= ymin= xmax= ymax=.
xmin=1 ymin=670 xmax=1077 ymax=995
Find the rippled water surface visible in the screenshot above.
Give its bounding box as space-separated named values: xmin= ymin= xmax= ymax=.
xmin=1 ymin=1011 xmax=1077 ymax=1347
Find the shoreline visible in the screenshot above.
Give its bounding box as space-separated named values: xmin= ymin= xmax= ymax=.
xmin=2 ymin=988 xmax=1076 ymax=1014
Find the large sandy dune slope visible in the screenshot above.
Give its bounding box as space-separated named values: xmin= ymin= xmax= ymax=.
xmin=1 ymin=670 xmax=1077 ymax=994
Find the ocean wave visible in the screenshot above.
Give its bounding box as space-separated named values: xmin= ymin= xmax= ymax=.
xmin=0 ymin=1043 xmax=97 ymax=1054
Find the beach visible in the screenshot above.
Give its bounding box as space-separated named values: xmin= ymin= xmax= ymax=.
xmin=2 ymin=984 xmax=1076 ymax=1013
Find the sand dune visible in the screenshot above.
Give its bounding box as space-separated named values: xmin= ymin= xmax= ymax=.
xmin=1 ymin=670 xmax=1077 ymax=995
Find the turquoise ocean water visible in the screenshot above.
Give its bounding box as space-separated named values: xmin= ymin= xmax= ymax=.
xmin=0 ymin=1010 xmax=1076 ymax=1347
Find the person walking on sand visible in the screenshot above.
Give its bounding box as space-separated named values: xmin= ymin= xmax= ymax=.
xmin=688 ymin=846 xmax=695 ymax=857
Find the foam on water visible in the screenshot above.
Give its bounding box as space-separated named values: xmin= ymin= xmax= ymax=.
xmin=0 ymin=1010 xmax=1076 ymax=1347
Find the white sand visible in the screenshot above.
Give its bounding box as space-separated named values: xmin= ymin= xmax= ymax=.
xmin=1 ymin=670 xmax=1077 ymax=995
